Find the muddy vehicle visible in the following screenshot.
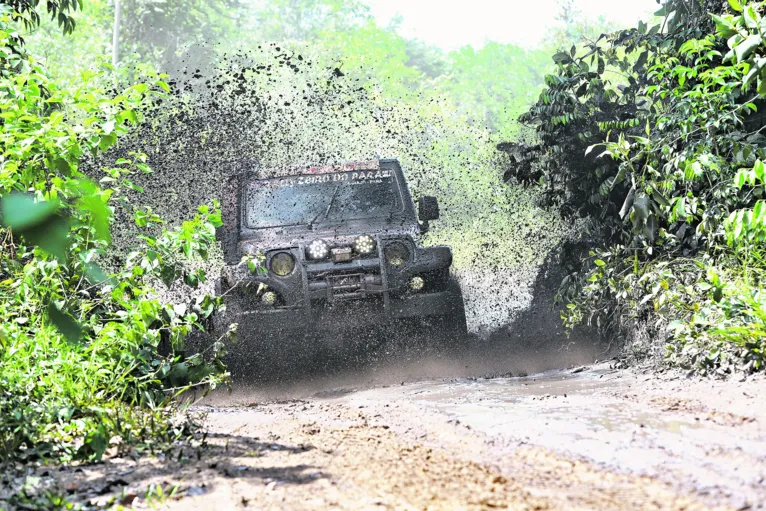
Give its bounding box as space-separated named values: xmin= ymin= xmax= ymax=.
xmin=214 ymin=159 xmax=467 ymax=371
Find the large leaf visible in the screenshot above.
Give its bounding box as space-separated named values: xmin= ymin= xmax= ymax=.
xmin=734 ymin=34 xmax=762 ymax=63
xmin=632 ymin=195 xmax=651 ymax=222
xmin=619 ymin=187 xmax=636 ymax=219
xmin=1 ymin=194 xmax=59 ymax=231
xmin=644 ymin=214 xmax=658 ymax=243
xmin=633 ymin=51 xmax=649 ymax=73
xmin=552 ymin=52 xmax=572 ymax=65
xmin=47 ymin=302 xmax=82 ymax=343
xmin=20 ymin=215 xmax=70 ymax=262
xmin=744 ymin=5 xmax=759 ymax=29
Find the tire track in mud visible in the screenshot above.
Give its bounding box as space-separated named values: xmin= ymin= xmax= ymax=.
xmin=41 ymin=366 xmax=764 ymax=510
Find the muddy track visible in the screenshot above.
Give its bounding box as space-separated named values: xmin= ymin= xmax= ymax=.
xmin=37 ymin=365 xmax=766 ymax=510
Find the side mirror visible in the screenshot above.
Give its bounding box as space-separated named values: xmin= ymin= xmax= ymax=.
xmin=418 ymin=196 xmax=440 ymax=222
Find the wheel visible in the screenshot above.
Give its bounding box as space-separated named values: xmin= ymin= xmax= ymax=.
xmin=442 ymin=277 xmax=468 ymax=349
xmin=210 ymin=291 xmax=266 ymax=380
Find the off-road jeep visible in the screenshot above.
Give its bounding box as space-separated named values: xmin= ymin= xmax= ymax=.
xmin=214 ymin=158 xmax=467 ymax=367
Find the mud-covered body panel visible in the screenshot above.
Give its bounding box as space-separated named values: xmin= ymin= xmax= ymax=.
xmin=217 ymin=159 xmax=464 ymax=336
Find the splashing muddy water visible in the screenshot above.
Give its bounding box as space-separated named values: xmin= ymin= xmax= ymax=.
xmin=98 ymin=45 xmax=589 ymax=367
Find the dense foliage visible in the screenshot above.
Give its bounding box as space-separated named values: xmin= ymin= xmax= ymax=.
xmin=515 ymin=0 xmax=766 ymax=374
xmin=0 ymin=0 xmax=656 ymax=487
xmin=0 ymin=1 xmax=229 ymax=467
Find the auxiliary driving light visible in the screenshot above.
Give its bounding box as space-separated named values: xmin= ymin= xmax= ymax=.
xmin=353 ymin=235 xmax=376 ymax=255
xmin=261 ymin=291 xmax=278 ymax=306
xmin=269 ymin=252 xmax=295 ymax=276
xmin=307 ymin=239 xmax=329 ymax=260
xmin=409 ymin=276 xmax=425 ymax=291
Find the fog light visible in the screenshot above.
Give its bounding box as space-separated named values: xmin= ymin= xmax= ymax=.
xmin=261 ymin=291 xmax=277 ymax=306
xmin=409 ymin=276 xmax=425 ymax=291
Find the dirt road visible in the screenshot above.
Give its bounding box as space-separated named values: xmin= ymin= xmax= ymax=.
xmin=58 ymin=364 xmax=765 ymax=510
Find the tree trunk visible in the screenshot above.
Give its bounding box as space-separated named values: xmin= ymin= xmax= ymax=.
xmin=112 ymin=0 xmax=121 ymax=67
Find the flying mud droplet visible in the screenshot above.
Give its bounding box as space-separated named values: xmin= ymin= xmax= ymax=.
xmin=93 ymin=44 xmax=604 ymax=385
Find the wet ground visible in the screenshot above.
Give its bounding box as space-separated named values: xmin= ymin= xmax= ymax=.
xmin=52 ymin=363 xmax=765 ymax=510
xmin=329 ymin=367 xmax=766 ymax=508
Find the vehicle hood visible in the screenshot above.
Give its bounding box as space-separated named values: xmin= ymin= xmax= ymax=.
xmin=240 ymin=219 xmax=421 ymax=251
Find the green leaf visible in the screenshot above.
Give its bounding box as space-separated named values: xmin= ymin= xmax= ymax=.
xmin=633 ymin=195 xmax=651 ymax=221
xmin=735 ymin=34 xmax=762 ymax=63
xmin=99 ymin=133 xmax=117 ymax=151
xmin=76 ymin=180 xmax=112 ymax=243
xmin=83 ymin=262 xmax=113 ymax=286
xmin=594 ymin=259 xmax=606 ymax=267
xmin=736 ymin=168 xmax=749 ymax=188
xmin=633 ymin=51 xmax=649 ymax=73
xmin=619 ymin=187 xmax=636 ymax=219
xmin=729 ymin=0 xmax=743 ymax=12
xmin=135 ymin=209 xmax=148 ymax=227
xmin=650 ymin=184 xmax=670 ymax=208
xmin=645 ymin=214 xmax=658 ymax=243
xmin=102 ymin=119 xmax=115 ymax=135
xmin=52 ymin=157 xmax=72 ymax=176
xmin=553 ymin=52 xmax=572 ymax=64
xmin=81 ymin=426 xmax=107 ymax=460
xmin=755 ymin=160 xmax=766 ymax=182
xmin=22 ymin=215 xmax=70 ymax=262
xmin=1 ymin=194 xmax=59 ymax=231
xmin=599 ymin=176 xmax=615 ymax=196
xmin=117 ymin=109 xmax=138 ymax=125
xmin=712 ymin=14 xmax=738 ymax=38
xmin=47 ymin=302 xmax=82 ymax=343
xmin=745 ymin=5 xmax=759 ymax=28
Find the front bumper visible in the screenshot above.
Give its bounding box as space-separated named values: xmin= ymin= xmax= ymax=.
xmin=236 ymin=290 xmax=456 ymax=334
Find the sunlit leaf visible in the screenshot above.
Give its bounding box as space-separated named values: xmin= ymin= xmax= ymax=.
xmin=1 ymin=194 xmax=59 ymax=231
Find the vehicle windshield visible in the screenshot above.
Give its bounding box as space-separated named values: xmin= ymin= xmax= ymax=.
xmin=244 ymin=169 xmax=402 ymax=229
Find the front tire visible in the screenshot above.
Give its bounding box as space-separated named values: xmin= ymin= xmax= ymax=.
xmin=442 ymin=277 xmax=468 ymax=348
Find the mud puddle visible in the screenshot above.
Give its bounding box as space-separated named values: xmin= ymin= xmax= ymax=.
xmin=26 ymin=364 xmax=765 ymax=510
xmin=323 ymin=367 xmax=766 ymax=509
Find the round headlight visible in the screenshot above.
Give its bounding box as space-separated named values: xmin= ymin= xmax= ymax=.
xmin=353 ymin=235 xmax=376 ymax=255
xmin=384 ymin=242 xmax=410 ymax=267
xmin=307 ymin=239 xmax=329 ymax=260
xmin=269 ymin=252 xmax=295 ymax=276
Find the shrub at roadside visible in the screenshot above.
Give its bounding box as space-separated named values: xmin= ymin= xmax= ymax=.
xmin=0 ymin=1 xmax=229 ymax=468
xmin=512 ymin=0 xmax=766 ymax=375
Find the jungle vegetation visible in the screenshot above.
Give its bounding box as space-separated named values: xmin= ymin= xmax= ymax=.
xmin=2 ymin=0 xmax=762 ymax=505
xmin=0 ymin=0 xmax=596 ymax=483
xmin=515 ymin=0 xmax=766 ymax=375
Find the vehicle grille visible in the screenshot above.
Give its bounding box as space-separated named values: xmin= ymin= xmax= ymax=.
xmin=307 ymin=267 xmax=383 ymax=302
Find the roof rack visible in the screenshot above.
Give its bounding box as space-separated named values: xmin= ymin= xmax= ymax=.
xmin=255 ymin=159 xmax=381 ymax=179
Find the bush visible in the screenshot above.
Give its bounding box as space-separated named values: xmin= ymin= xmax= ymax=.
xmin=0 ymin=3 xmax=229 ymax=464
xmin=513 ymin=0 xmax=766 ymax=374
